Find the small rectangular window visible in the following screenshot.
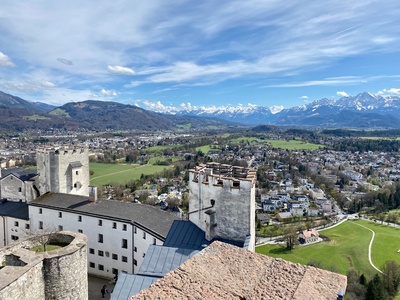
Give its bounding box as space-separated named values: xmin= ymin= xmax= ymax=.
xmin=98 ymin=264 xmax=104 ymax=271
xmin=133 ymin=259 xmax=137 ymax=266
xmin=18 ymin=187 xmax=22 ymax=192
xmin=25 ymin=224 xmax=30 ymax=229
xmin=98 ymin=234 xmax=103 ymax=243
xmin=78 ymin=215 xmax=82 ymax=222
xmin=134 ymin=247 xmax=137 ymax=252
xmin=98 ymin=250 xmax=104 ymax=257
xmin=89 ymin=248 xmax=94 ymax=254
xmin=78 ymin=229 xmax=83 ymax=233
xmin=122 ymin=224 xmax=127 ymax=231
xmin=39 ymin=221 xmax=43 ymax=229
xmin=14 ymin=221 xmax=19 ymax=227
xmin=122 ymin=256 xmax=128 ymax=263
xmin=89 ymin=262 xmax=95 ymax=268
xmin=98 ymin=220 xmax=102 ymax=226
xmin=143 ymin=232 xmax=146 ymax=239
xmin=112 ymin=253 xmax=118 ymax=260
xmin=58 ymin=212 xmax=62 ymax=218
xmin=11 ymin=235 xmax=19 ymax=241
xmin=39 ymin=208 xmax=43 ymax=214
xmin=76 ymin=171 xmax=79 ymax=175
xmin=153 ymin=238 xmax=156 ymax=245
xmin=112 ymin=222 xmax=117 ymax=229
xmin=134 ymin=226 xmax=137 ymax=234
xmin=122 ymin=239 xmax=128 ymax=249
xmin=112 ymin=268 xmax=118 ymax=275
xmin=58 ymin=225 xmax=63 ymax=231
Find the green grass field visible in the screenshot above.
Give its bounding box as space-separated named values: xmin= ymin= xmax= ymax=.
xmin=90 ymin=163 xmax=172 ymax=185
xmin=264 ymin=139 xmax=322 ymax=150
xmin=146 ymin=144 xmax=184 ymax=152
xmin=256 ymin=220 xmax=400 ymax=279
xmin=228 ymin=137 xmax=260 ymax=144
xmin=147 ymin=156 xmax=181 ymax=164
xmin=24 ymin=114 xmax=51 ymax=121
xmin=196 ymin=145 xmax=219 ymax=154
xmin=360 ymin=136 xmax=393 ymax=140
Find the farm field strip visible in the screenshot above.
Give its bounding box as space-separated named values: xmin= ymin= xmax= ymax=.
xmin=256 ymin=220 xmax=400 ymax=278
xmin=90 ymin=163 xmax=172 ymax=185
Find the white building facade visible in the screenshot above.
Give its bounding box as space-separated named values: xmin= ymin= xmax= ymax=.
xmin=28 ymin=193 xmax=178 ymax=278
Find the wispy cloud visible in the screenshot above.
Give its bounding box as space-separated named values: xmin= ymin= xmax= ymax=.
xmin=107 ymin=65 xmax=135 ymax=75
xmin=378 ymin=88 xmax=400 ymax=95
xmin=57 ymin=58 xmax=73 ymax=65
xmin=266 ymin=76 xmax=369 ymax=88
xmin=0 ymin=80 xmax=55 ymax=93
xmin=100 ymin=88 xmax=118 ymax=96
xmin=0 ymin=51 xmax=15 ymax=67
xmin=0 ymin=1 xmax=399 ymax=105
xmin=300 ymin=95 xmax=308 ymax=99
xmin=337 ymin=91 xmax=349 ymax=97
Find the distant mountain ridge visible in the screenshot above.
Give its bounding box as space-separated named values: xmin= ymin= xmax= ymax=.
xmin=0 ymin=91 xmax=46 ymax=113
xmin=0 ymin=91 xmax=237 ymax=132
xmin=162 ymin=92 xmax=400 ymax=128
xmin=1 ymin=90 xmax=400 ymax=131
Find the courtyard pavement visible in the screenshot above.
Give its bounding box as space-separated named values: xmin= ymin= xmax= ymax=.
xmin=88 ymin=275 xmax=115 ymax=300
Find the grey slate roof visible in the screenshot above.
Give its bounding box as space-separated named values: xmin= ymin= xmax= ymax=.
xmin=0 ymin=200 xmax=29 ymax=220
xmin=138 ymin=245 xmax=199 ymax=278
xmin=0 ymin=167 xmax=37 ymax=181
xmin=30 ymin=193 xmax=180 ymax=238
xmin=163 ymin=220 xmax=209 ymax=250
xmin=111 ymin=273 xmax=157 ymax=300
xmin=69 ymin=161 xmax=83 ymax=168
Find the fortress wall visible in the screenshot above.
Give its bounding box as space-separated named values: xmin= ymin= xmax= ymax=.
xmin=0 ymin=231 xmax=88 ymax=300
xmin=0 ymin=261 xmax=45 ymax=300
xmin=36 ymin=148 xmax=89 ymax=197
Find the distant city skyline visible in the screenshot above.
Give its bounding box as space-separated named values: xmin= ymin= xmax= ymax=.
xmin=0 ymin=1 xmax=400 ymax=110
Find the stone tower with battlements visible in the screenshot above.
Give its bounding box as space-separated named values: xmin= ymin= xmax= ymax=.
xmin=188 ymin=163 xmax=256 ymax=251
xmin=36 ymin=147 xmax=90 ymax=197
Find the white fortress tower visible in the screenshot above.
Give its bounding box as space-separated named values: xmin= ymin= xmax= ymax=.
xmin=36 ymin=147 xmax=90 ymax=197
xmin=188 ymin=163 xmax=256 ymax=251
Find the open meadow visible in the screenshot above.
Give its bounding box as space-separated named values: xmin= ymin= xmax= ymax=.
xmin=256 ymin=220 xmax=400 ymax=280
xmin=197 ymin=137 xmax=322 ymax=154
xmin=90 ymin=162 xmax=172 ymax=186
xmin=264 ymin=139 xmax=322 ymax=150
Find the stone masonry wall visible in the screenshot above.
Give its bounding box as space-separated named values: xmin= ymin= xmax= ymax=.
xmin=43 ymin=240 xmax=88 ymax=300
xmin=0 ymin=231 xmax=88 ymax=300
xmin=189 ymin=168 xmax=256 ymax=248
xmin=36 ymin=148 xmax=89 ymax=197
xmin=0 ymin=261 xmax=45 ymax=300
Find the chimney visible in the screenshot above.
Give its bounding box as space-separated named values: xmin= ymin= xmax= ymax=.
xmin=89 ymin=186 xmax=98 ymax=202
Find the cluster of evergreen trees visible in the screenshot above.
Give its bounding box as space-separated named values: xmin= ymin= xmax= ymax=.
xmin=331 ymin=139 xmax=400 ymax=153
xmin=346 ymin=261 xmax=400 ymax=300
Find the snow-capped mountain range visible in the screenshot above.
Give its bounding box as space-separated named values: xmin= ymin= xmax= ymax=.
xmin=152 ymin=92 xmax=400 ymax=128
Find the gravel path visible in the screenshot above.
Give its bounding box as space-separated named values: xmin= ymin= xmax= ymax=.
xmin=351 ymin=221 xmax=383 ymax=274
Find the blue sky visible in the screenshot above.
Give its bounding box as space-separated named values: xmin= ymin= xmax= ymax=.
xmin=0 ymin=0 xmax=400 ymax=111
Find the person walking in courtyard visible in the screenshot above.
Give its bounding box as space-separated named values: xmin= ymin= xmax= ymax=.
xmin=101 ymin=285 xmax=109 ymax=298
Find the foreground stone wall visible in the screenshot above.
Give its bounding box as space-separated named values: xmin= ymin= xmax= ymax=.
xmin=0 ymin=260 xmax=45 ymax=300
xmin=43 ymin=236 xmax=88 ymax=299
xmin=0 ymin=231 xmax=88 ymax=300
